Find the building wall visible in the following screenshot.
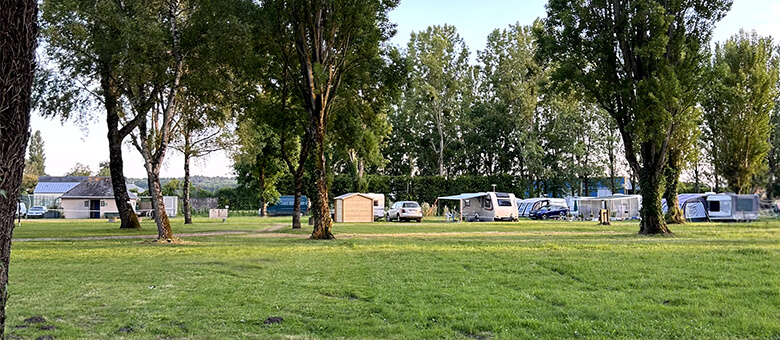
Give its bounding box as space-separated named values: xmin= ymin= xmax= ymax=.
xmin=338 ymin=196 xmax=373 ymax=223
xmin=61 ymin=198 xmax=136 ymax=219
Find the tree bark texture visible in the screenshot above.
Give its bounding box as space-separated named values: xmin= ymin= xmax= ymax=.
xmin=103 ymin=62 xmax=141 ymax=230
xmin=146 ymin=169 xmax=173 ymax=240
xmin=637 ymin=144 xmax=672 ymax=235
xmin=258 ymin=164 xmax=266 ymax=217
xmin=664 ymin=150 xmax=685 ymax=224
xmin=292 ymin=179 xmax=303 ymax=228
xmin=310 ymin=120 xmax=334 ymax=240
xmin=0 ymin=0 xmax=37 ymax=336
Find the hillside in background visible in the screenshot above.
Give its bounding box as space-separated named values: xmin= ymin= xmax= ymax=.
xmin=129 ymin=176 xmax=236 ymax=193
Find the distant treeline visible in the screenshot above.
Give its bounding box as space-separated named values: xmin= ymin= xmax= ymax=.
xmin=129 ymin=176 xmax=236 ymax=193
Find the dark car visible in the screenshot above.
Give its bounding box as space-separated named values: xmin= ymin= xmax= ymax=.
xmin=263 ymin=195 xmax=308 ymax=216
xmin=530 ymin=205 xmax=568 ymax=220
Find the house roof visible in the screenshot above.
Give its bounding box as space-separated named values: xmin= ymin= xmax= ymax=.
xmin=34 ymin=181 xmax=83 ymax=194
xmin=60 ymin=177 xmax=138 ymax=199
xmin=37 ymin=176 xmax=90 ymax=183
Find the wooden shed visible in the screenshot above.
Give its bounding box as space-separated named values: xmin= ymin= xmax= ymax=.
xmin=333 ymin=193 xmax=375 ymax=223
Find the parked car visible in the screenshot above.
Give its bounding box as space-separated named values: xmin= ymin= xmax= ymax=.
xmin=386 ymin=201 xmax=422 ymax=222
xmin=25 ymin=206 xmax=48 ymax=219
xmin=530 ymin=205 xmax=568 ymax=220
xmin=261 ymin=195 xmax=308 ymax=216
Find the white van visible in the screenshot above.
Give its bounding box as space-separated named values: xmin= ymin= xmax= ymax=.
xmin=462 ymin=192 xmax=518 ymax=222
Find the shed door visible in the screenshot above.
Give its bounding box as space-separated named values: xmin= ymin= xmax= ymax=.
xmin=335 ymin=199 xmax=343 ymax=223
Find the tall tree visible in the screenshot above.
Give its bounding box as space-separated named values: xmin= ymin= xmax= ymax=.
xmin=403 ymin=24 xmax=473 ymax=177
xmin=265 ymin=0 xmax=399 ymax=239
xmin=468 ymin=23 xmax=540 ymax=177
xmin=40 ymin=0 xmax=148 ymax=230
xmin=25 ymin=130 xmax=46 ymax=176
xmin=664 ymin=107 xmax=701 ymax=224
xmin=0 ymin=0 xmax=37 ymax=335
xmin=703 ymin=30 xmax=779 ymax=194
xmin=537 ymin=0 xmax=731 ymax=234
xmin=767 ymin=84 xmax=780 ymax=198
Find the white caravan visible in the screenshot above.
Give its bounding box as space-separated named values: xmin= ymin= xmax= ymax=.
xmin=364 ymin=193 xmax=386 ymax=220
xmin=439 ymin=192 xmax=518 ymax=222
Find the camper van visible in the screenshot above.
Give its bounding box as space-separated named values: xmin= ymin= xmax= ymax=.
xmin=461 ymin=192 xmax=518 ymax=222
xmin=265 ymin=195 xmax=308 ymax=216
xmin=363 ymin=193 xmax=386 ymax=220
xmin=706 ymin=193 xmax=759 ymax=222
xmin=518 ymin=198 xmax=568 ymax=218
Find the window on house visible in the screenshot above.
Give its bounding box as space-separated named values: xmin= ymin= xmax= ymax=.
xmin=100 ymin=200 xmax=107 ymax=207
xmin=84 ymin=200 xmax=89 ymax=207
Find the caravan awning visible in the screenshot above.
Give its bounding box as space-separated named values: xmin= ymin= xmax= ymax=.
xmin=438 ymin=193 xmax=488 ymax=200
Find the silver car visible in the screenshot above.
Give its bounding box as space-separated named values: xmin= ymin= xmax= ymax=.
xmin=386 ymin=201 xmax=423 ymax=222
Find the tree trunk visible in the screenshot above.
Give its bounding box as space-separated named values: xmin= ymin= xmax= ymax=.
xmin=182 ymin=142 xmax=192 ymax=224
xmin=292 ymin=177 xmax=303 ymax=229
xmin=146 ymin=168 xmax=173 ymax=240
xmin=310 ymin=119 xmax=334 ymax=240
xmin=0 ymin=0 xmax=36 ymax=335
xmin=663 ymin=152 xmax=685 ymax=224
xmin=258 ymin=166 xmax=266 ymax=217
xmin=638 ymin=147 xmax=672 ymax=235
xmin=103 ymin=64 xmax=141 ymax=230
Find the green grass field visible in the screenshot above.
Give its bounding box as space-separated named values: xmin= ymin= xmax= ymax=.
xmin=6 ymin=216 xmax=780 ymax=339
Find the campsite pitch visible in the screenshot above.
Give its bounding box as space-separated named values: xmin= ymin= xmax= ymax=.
xmin=7 ymin=217 xmax=780 ymax=339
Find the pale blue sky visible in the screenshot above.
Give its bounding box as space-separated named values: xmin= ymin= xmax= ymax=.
xmin=33 ymin=0 xmax=780 ymax=178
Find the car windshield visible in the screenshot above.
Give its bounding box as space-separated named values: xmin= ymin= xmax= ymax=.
xmin=402 ymin=202 xmax=419 ymax=208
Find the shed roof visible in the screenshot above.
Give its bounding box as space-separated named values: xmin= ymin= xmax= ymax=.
xmin=60 ymin=177 xmax=138 ymax=199
xmin=334 ymin=193 xmax=373 ymax=200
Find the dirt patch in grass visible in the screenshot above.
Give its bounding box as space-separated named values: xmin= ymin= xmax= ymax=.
xmin=24 ymin=316 xmax=46 ymax=324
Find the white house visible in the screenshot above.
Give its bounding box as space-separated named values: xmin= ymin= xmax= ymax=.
xmin=59 ymin=177 xmax=138 ymax=219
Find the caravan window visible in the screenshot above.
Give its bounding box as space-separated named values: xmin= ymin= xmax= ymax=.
xmin=709 ymin=201 xmax=720 ymax=212
xmin=374 ymin=200 xmax=379 ymax=207
xmin=484 ymin=198 xmax=492 ymax=209
xmin=464 ymin=200 xmax=470 ymax=207
xmin=497 ymin=199 xmax=512 ymax=207
xmin=736 ymin=198 xmax=754 ymax=212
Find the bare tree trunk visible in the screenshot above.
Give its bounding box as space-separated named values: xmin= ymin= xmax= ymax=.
xmin=310 ymin=118 xmax=334 ymax=240
xmin=292 ymin=178 xmax=303 ymax=228
xmin=664 ymin=151 xmax=685 ymax=224
xmin=103 ymin=62 xmax=141 ymax=230
xmin=258 ymin=165 xmax=266 ymax=217
xmin=146 ymin=167 xmax=173 ymax=240
xmin=182 ymin=137 xmax=192 ymax=224
xmin=0 ymin=0 xmax=36 ymax=335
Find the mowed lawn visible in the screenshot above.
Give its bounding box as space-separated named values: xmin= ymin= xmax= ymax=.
xmin=6 ymin=217 xmax=780 ymax=339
